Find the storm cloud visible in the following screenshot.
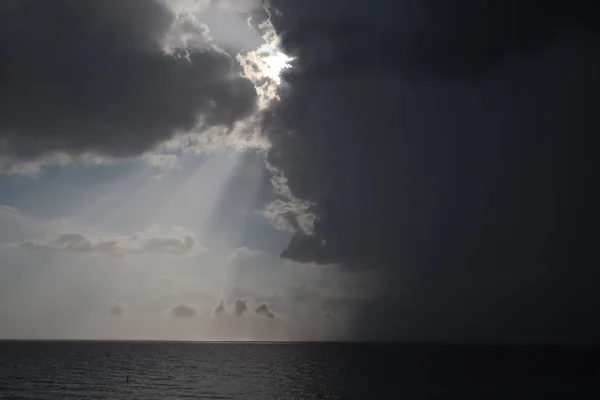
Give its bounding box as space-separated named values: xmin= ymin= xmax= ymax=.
xmin=0 ymin=0 xmax=257 ymax=169
xmin=261 ymin=0 xmax=600 ymax=341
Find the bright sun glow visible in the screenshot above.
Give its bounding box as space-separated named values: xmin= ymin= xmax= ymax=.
xmin=259 ymin=46 xmax=294 ymax=82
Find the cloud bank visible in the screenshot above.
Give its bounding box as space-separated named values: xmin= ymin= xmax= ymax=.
xmin=258 ymin=0 xmax=600 ymax=341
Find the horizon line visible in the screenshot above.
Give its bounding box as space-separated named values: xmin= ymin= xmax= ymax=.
xmin=0 ymin=339 xmax=597 ymax=347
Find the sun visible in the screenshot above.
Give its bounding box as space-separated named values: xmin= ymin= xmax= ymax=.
xmin=236 ymin=31 xmax=295 ymax=107
xmin=258 ymin=45 xmax=294 ymax=82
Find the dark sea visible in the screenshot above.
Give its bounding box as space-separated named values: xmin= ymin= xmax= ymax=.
xmin=0 ymin=341 xmax=597 ymax=399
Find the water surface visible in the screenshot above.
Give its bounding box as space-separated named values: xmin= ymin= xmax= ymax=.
xmin=0 ymin=341 xmax=597 ymax=399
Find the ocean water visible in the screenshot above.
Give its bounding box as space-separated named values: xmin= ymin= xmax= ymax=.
xmin=0 ymin=341 xmax=597 ymax=399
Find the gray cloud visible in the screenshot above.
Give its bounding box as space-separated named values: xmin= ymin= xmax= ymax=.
xmin=234 ymin=298 xmax=248 ymax=315
xmin=214 ymin=300 xmax=226 ymax=316
xmin=170 ymin=304 xmax=198 ymax=318
xmin=254 ymin=304 xmax=275 ymax=319
xmin=0 ymin=0 xmax=257 ymax=170
xmin=20 ymin=230 xmax=200 ymax=257
xmin=108 ymin=304 xmax=125 ymax=317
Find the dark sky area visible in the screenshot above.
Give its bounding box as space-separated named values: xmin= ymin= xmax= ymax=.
xmin=261 ymin=0 xmax=600 ymax=342
xmin=0 ymin=0 xmax=599 ymax=343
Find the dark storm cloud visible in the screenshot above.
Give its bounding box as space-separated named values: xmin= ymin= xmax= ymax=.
xmin=0 ymin=0 xmax=257 ymax=164
xmin=170 ymin=304 xmax=198 ymax=318
xmin=262 ymin=0 xmax=600 ymax=341
xmin=271 ymin=0 xmax=597 ymax=80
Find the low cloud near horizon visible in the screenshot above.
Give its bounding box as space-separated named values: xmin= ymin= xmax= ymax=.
xmin=170 ymin=304 xmax=198 ymax=318
xmin=19 ymin=230 xmax=201 ymax=258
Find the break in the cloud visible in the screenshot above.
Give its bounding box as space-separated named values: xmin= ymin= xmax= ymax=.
xmin=258 ymin=0 xmax=600 ymax=341
xmin=0 ymin=0 xmax=258 ymax=173
xmin=170 ymin=304 xmax=198 ymax=318
xmin=19 ymin=229 xmax=201 ymax=257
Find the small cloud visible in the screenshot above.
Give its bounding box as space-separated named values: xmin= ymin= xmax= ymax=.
xmin=214 ymin=300 xmax=226 ymax=316
xmin=254 ymin=303 xmax=275 ymax=319
xmin=170 ymin=304 xmax=197 ymax=318
xmin=19 ymin=228 xmax=204 ymax=257
xmin=324 ymin=311 xmax=336 ymax=320
xmin=235 ymin=298 xmax=248 ymax=315
xmin=108 ymin=304 xmax=125 ymax=316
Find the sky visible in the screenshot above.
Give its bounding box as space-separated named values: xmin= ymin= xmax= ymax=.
xmin=0 ymin=0 xmax=598 ymax=343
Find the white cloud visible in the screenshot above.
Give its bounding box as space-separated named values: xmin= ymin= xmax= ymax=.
xmin=19 ymin=227 xmax=203 ymax=257
xmin=0 ymin=151 xmax=183 ymax=176
xmin=0 ymin=152 xmax=110 ymax=176
xmin=260 ymin=199 xmax=315 ymax=233
xmin=163 ymin=122 xmax=269 ymax=155
xmin=259 ymin=166 xmax=316 ymax=233
xmin=237 ymin=18 xmax=292 ymax=108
